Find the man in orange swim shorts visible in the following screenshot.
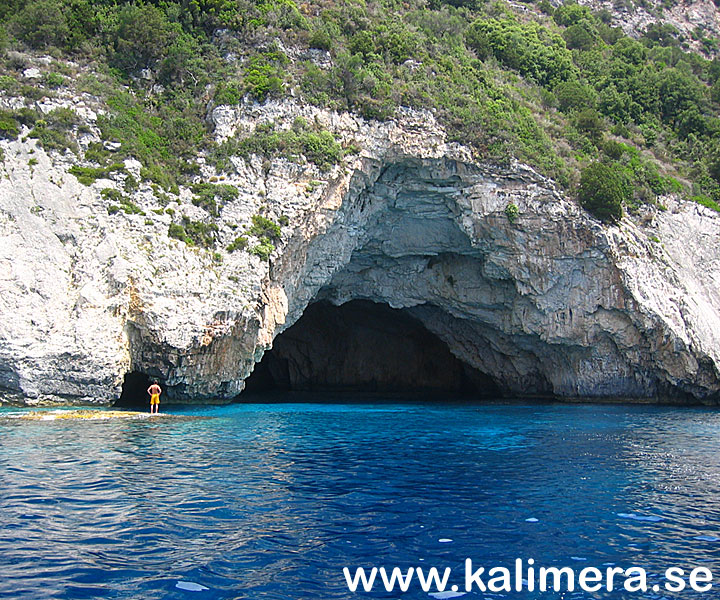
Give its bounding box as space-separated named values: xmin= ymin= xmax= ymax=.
xmin=147 ymin=380 xmax=162 ymax=414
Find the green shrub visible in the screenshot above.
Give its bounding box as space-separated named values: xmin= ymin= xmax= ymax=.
xmin=69 ymin=163 xmax=126 ymax=185
xmin=537 ymin=0 xmax=554 ymax=14
xmin=563 ymin=24 xmax=596 ymax=50
xmin=601 ymin=140 xmax=627 ymax=160
xmin=578 ymin=162 xmax=631 ymax=222
xmin=101 ymin=187 xmax=144 ymax=214
xmin=554 ymin=80 xmax=597 ymax=113
xmin=504 ymin=203 xmax=519 ymax=223
xmin=168 ymin=222 xmax=189 ymax=243
xmin=573 ymin=109 xmax=605 ymax=141
xmin=252 ymin=0 xmax=307 ymax=30
xmin=466 ymin=18 xmax=576 ymax=86
xmin=711 ymin=80 xmax=720 ymax=105
xmin=26 ymin=107 xmax=79 ymax=152
xmin=184 ymin=218 xmax=218 ymax=248
xmin=248 ymin=214 xmax=281 ymax=239
xmin=226 ymin=235 xmax=248 ymax=252
xmin=309 ymin=27 xmax=334 ymax=51
xmin=0 ymin=110 xmax=19 ymax=140
xmin=244 ymin=51 xmax=287 ymax=102
xmin=43 ymin=72 xmax=66 ymax=88
xmin=214 ymin=81 xmax=243 ymax=106
xmin=301 ymin=130 xmax=343 ymax=170
xmin=121 ymin=200 xmax=144 ymax=215
xmin=111 ymin=3 xmax=176 ymax=73
xmin=0 ymin=75 xmax=19 ymax=93
xmin=191 ymin=183 xmax=238 ymax=216
xmin=28 ymin=125 xmax=75 ymax=152
xmin=553 ymin=2 xmax=594 ymax=27
xmin=100 ymin=188 xmax=124 ymax=202
xmin=46 ymin=107 xmax=78 ymax=129
xmin=12 ymin=0 xmax=70 ymax=49
xmin=84 ymin=142 xmax=111 ymax=165
xmin=97 ymin=92 xmax=205 ymax=191
xmin=692 ymin=195 xmax=720 ymax=212
xmin=225 ymin=122 xmax=343 ymax=171
xmin=250 ymin=237 xmax=275 ymax=260
xmin=170 ymin=217 xmax=219 ymax=248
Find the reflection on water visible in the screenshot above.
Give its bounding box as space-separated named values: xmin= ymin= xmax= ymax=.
xmin=1 ymin=401 xmax=720 ymax=599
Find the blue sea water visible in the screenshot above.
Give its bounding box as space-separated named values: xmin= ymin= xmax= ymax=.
xmin=2 ymin=399 xmax=720 ymax=599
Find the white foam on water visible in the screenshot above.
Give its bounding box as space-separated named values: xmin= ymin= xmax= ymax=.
xmin=571 ymin=556 xmax=587 ymax=561
xmin=525 ymin=518 xmax=539 ymax=522
xmin=176 ymin=581 xmax=209 ymax=592
xmin=438 ymin=538 xmax=453 ymax=543
xmin=428 ymin=591 xmax=466 ymax=599
xmin=617 ymin=513 xmax=663 ymax=522
xmin=694 ymin=535 xmax=720 ymax=541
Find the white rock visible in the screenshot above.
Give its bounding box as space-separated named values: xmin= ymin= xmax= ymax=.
xmin=22 ymin=68 xmax=42 ymax=79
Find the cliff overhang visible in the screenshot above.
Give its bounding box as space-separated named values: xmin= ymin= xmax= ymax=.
xmin=1 ymin=102 xmax=720 ymax=405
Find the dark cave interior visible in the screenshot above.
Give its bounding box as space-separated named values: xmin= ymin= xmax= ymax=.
xmin=115 ymin=371 xmax=151 ymax=408
xmin=243 ymin=299 xmax=499 ymax=397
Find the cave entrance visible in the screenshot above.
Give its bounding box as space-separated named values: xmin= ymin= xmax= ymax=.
xmin=115 ymin=371 xmax=151 ymax=408
xmin=243 ymin=300 xmax=499 ymax=397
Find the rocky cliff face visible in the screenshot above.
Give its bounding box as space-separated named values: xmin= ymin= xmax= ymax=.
xmin=575 ymin=0 xmax=719 ymax=55
xmin=1 ymin=96 xmax=720 ymax=405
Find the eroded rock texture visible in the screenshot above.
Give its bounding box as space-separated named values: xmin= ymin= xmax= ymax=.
xmin=1 ymin=100 xmax=720 ymax=404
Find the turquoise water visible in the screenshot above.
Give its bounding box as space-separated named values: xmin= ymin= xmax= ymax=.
xmin=2 ymin=400 xmax=720 ymax=599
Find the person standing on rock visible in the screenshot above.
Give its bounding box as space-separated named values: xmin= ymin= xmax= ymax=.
xmin=147 ymin=380 xmax=162 ymax=415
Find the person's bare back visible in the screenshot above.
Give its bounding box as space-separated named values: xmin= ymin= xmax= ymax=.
xmin=147 ymin=381 xmax=162 ymax=414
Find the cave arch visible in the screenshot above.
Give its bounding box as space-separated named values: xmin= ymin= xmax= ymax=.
xmin=118 ymin=156 xmax=720 ymax=404
xmin=243 ymin=299 xmax=500 ymax=396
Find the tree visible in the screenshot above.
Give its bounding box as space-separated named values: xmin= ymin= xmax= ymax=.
xmin=574 ymin=108 xmax=605 ymax=141
xmin=578 ymin=161 xmax=630 ymax=222
xmin=563 ymin=24 xmax=596 ymax=51
xmin=466 ymin=18 xmax=576 ymax=87
xmin=111 ymin=3 xmax=177 ymax=73
xmin=555 ymin=80 xmax=597 ymax=112
xmin=657 ymin=68 xmax=704 ymax=123
xmin=553 ymin=2 xmax=593 ymax=27
xmin=711 ymin=79 xmax=720 ymax=105
xmin=12 ymin=0 xmax=70 ymax=49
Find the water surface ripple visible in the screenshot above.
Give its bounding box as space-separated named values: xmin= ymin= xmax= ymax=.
xmin=2 ymin=401 xmax=720 ymax=599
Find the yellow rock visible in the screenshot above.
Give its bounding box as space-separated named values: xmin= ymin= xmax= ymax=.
xmin=12 ymin=410 xmax=180 ymax=421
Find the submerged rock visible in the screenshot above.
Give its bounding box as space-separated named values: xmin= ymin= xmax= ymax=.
xmin=1 ymin=100 xmax=719 ymax=405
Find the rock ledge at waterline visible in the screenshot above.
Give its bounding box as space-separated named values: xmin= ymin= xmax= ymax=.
xmin=1 ymin=99 xmax=719 ymax=405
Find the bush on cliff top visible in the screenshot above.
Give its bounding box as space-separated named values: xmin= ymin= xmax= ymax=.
xmin=578 ymin=162 xmax=630 ymax=222
xmin=1 ymin=0 xmax=720 ymax=213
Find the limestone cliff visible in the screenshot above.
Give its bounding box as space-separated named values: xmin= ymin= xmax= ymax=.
xmin=574 ymin=0 xmax=720 ymax=55
xmin=1 ymin=93 xmax=720 ymax=405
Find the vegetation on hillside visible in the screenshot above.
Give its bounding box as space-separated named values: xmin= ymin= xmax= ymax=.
xmin=0 ymin=0 xmax=719 ymax=224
